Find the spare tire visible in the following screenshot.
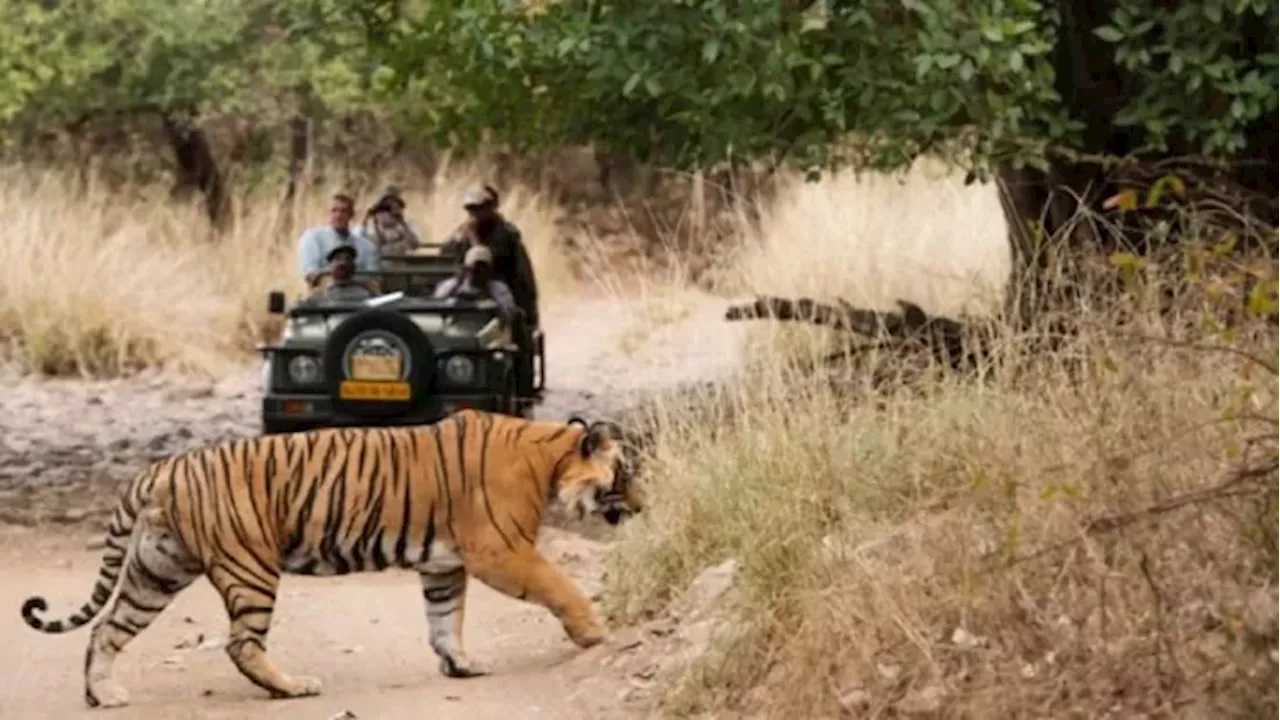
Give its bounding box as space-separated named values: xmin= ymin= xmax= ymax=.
xmin=324 ymin=309 xmax=435 ymax=419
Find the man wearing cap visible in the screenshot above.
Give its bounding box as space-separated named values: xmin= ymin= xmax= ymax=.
xmin=440 ymin=184 xmax=540 ymax=327
xmin=432 ymin=244 xmax=518 ymax=315
xmin=316 ymin=243 xmax=376 ymax=302
xmin=362 ymin=185 xmax=422 ymax=256
xmin=297 ymin=192 xmax=381 ymax=285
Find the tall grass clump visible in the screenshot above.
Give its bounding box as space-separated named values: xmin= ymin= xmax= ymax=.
xmin=603 ymin=167 xmax=1279 ymax=718
xmin=0 ymin=161 xmax=575 ymax=377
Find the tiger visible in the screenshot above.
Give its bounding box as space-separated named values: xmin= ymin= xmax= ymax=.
xmin=19 ymin=409 xmax=642 ymax=710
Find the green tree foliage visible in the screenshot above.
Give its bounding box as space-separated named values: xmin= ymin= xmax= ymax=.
xmin=1 ymin=0 xmax=1274 ymax=236
xmin=0 ymin=0 xmax=384 ymax=142
xmin=362 ymin=0 xmax=1277 ymax=179
xmin=1091 ymin=0 xmax=1279 ymax=156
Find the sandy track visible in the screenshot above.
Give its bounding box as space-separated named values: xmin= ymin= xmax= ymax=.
xmin=0 ymin=526 xmax=633 ymax=720
xmin=0 ymin=292 xmax=748 ymax=719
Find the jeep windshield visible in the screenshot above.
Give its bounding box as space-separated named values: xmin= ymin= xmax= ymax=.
xmin=282 ymin=296 xmax=508 ymax=342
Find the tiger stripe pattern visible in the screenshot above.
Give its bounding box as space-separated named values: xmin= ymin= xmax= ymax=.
xmin=20 ymin=409 xmax=641 ymax=710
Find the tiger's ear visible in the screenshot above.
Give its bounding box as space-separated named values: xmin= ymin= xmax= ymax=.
xmin=566 ymin=415 xmax=590 ymax=430
xmin=579 ymin=421 xmax=613 ymax=458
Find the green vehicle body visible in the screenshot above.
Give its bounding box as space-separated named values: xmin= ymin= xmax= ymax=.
xmin=257 ymin=247 xmax=544 ymax=435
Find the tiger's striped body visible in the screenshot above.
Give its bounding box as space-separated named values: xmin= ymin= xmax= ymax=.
xmin=20 ymin=410 xmax=640 ymax=709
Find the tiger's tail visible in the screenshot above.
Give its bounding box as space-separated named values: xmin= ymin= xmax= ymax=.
xmin=20 ymin=470 xmax=153 ymax=634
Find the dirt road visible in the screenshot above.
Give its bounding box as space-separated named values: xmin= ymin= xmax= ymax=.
xmin=0 ymin=292 xmax=748 ymax=720
xmin=0 ymin=525 xmax=638 ymax=720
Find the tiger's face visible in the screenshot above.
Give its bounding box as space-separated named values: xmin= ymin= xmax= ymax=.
xmin=557 ymin=421 xmax=643 ymax=526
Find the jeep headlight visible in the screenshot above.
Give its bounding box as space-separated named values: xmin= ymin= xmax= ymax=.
xmin=287 ymin=355 xmax=322 ymax=385
xmin=443 ymin=355 xmax=476 ymax=385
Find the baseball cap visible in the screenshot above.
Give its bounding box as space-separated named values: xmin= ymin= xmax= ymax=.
xmin=463 ymin=245 xmax=494 ymax=267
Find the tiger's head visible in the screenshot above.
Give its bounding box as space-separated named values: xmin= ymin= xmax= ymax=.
xmin=556 ymin=418 xmax=643 ymax=526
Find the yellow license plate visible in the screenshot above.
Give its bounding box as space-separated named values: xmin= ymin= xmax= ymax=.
xmin=339 ymin=380 xmax=411 ymax=401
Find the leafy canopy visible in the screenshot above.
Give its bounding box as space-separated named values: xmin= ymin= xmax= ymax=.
xmin=0 ymin=0 xmax=1274 ymax=180
xmin=362 ymin=0 xmax=1278 ymax=176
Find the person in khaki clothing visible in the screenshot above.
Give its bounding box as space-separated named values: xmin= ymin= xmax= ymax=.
xmin=361 ymin=185 xmax=422 ymax=257
xmin=440 ymin=184 xmax=540 ymax=328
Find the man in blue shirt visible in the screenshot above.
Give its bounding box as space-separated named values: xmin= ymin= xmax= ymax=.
xmin=297 ymin=192 xmax=380 ymax=286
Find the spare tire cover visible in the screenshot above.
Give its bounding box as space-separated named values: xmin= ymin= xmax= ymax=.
xmin=323 ymin=308 xmax=435 ymax=418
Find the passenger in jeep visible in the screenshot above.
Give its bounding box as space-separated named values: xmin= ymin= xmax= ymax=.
xmin=318 ymin=244 xmax=376 ymax=302
xmin=440 ymin=184 xmax=540 ymax=327
xmin=432 ymin=245 xmax=518 ymax=316
xmin=297 ymin=192 xmax=380 ymax=286
xmin=362 ymin=185 xmax=422 ymax=256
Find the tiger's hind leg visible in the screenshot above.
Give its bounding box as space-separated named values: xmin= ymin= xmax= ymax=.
xmin=85 ymin=508 xmax=203 ymax=709
xmin=419 ymin=566 xmax=485 ymax=678
xmin=208 ymin=559 xmax=322 ymax=699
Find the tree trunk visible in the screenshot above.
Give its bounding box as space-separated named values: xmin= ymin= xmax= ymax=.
xmin=285 ymin=114 xmax=311 ymax=204
xmin=161 ymin=113 xmax=229 ymax=230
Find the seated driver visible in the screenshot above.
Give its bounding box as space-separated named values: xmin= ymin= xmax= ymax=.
xmin=316 ymin=244 xmax=376 ymax=302
xmin=432 ymin=245 xmax=518 ymax=316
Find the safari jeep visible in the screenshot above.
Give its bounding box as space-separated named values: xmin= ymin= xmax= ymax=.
xmin=256 ymin=248 xmax=545 ymax=435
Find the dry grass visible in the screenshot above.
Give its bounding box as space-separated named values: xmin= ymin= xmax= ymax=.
xmin=728 ymin=157 xmax=1010 ymax=317
xmin=720 ymin=158 xmax=1012 ymax=365
xmin=602 ymin=163 xmax=1279 ymax=718
xmin=0 ymin=160 xmax=575 ymax=377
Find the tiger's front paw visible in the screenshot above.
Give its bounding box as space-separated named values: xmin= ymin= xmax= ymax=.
xmin=565 ymin=618 xmax=608 ymax=649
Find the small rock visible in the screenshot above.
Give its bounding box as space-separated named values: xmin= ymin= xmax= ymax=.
xmin=950 ymin=626 xmax=985 ymax=649
xmin=162 ymin=654 xmax=184 ymax=668
xmin=1020 ymin=663 xmax=1037 ymax=679
xmin=1242 ymin=586 xmax=1279 ymax=637
xmin=444 ymin=695 xmax=460 ymax=702
xmin=675 ymin=558 xmax=739 ymax=620
xmin=896 ymin=685 xmax=945 ymax=715
xmin=56 ymin=508 xmax=89 ymax=524
xmin=197 ymin=636 xmax=227 ymax=651
xmin=876 ymin=663 xmax=902 ymax=681
xmin=838 ymin=687 xmax=871 ymax=712
xmin=327 ymin=712 xmax=358 ymax=720
xmin=174 ymin=633 xmax=204 ymax=650
xmin=342 ymin=645 xmax=363 ymax=655
xmin=633 ymin=663 xmax=658 ymax=680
